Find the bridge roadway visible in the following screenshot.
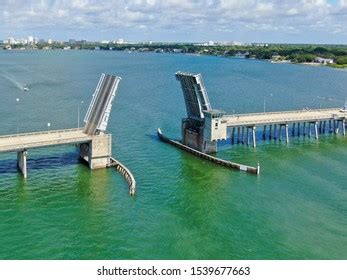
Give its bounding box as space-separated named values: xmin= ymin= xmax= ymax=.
xmin=222 ymin=108 xmax=347 ymax=127
xmin=0 ymin=128 xmax=92 ymax=153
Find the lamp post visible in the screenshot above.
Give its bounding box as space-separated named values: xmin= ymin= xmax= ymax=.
xmin=78 ymin=100 xmax=84 ymax=129
xmin=16 ymin=98 xmax=20 ymax=133
xmin=263 ymin=93 xmax=273 ymax=113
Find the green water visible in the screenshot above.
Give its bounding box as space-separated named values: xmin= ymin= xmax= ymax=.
xmin=0 ymin=50 xmax=346 ymax=259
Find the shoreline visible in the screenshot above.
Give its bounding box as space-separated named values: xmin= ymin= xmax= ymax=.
xmin=1 ymin=47 xmax=347 ymax=69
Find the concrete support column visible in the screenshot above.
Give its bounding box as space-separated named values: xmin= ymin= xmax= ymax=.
xmin=252 ymin=126 xmax=256 ymax=148
xmin=329 ymin=120 xmax=332 ymax=133
xmin=315 ymin=122 xmax=319 ymax=140
xmin=269 ymin=125 xmax=272 ymax=140
xmin=343 ymin=120 xmax=346 ymax=136
xmin=274 ymin=125 xmax=277 ymax=140
xmin=17 ymin=150 xmax=28 ymax=178
xmin=323 ymin=121 xmax=326 ymax=134
xmin=303 ymin=122 xmax=306 ymax=137
xmin=279 ymin=125 xmax=283 ymax=141
xmin=335 ymin=121 xmax=339 ymax=134
xmin=237 ymin=127 xmax=240 ymax=144
xmin=231 ymin=127 xmax=235 ymax=144
xmin=241 ymin=127 xmax=245 ymax=144
xmin=292 ymin=123 xmax=296 ymax=136
xmin=285 ymin=124 xmax=289 ymax=143
xmin=319 ymin=121 xmax=323 ymax=133
xmin=247 ymin=128 xmax=250 ymax=146
xmin=79 ymin=134 xmax=112 ymax=169
xmin=298 ymin=123 xmax=301 ymax=136
xmin=263 ymin=125 xmax=266 ymax=140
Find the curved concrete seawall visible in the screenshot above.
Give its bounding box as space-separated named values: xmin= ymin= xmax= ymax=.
xmin=110 ymin=157 xmax=136 ymax=196
xmin=157 ymin=128 xmax=260 ymax=175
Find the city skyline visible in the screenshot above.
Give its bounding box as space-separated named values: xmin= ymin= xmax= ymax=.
xmin=0 ymin=0 xmax=347 ymax=44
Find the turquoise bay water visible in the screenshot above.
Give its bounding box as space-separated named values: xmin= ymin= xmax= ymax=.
xmin=0 ymin=50 xmax=346 ymax=259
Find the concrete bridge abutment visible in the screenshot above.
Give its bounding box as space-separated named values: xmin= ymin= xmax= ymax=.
xmin=79 ymin=134 xmax=112 ymax=169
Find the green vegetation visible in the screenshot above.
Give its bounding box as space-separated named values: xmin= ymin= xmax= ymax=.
xmin=2 ymin=41 xmax=347 ymax=68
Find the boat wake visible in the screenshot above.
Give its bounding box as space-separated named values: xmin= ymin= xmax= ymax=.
xmin=0 ymin=71 xmax=24 ymax=91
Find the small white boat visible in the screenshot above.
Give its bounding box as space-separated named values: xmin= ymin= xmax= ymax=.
xmin=23 ymin=85 xmax=29 ymax=91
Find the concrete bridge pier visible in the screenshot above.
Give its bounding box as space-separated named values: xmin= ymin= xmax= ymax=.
xmin=231 ymin=127 xmax=235 ymax=144
xmin=79 ymin=134 xmax=112 ymax=169
xmin=252 ymin=126 xmax=256 ymax=148
xmin=17 ymin=150 xmax=28 ymax=178
xmin=329 ymin=120 xmax=333 ymax=133
xmin=303 ymin=122 xmax=307 ymax=137
xmin=263 ymin=125 xmax=266 ymax=140
xmin=319 ymin=121 xmax=323 ymax=134
xmin=274 ymin=125 xmax=277 ymax=140
xmin=237 ymin=127 xmax=241 ymax=144
xmin=297 ymin=123 xmax=301 ymax=136
xmin=269 ymin=125 xmax=272 ymax=140
xmin=241 ymin=127 xmax=245 ymax=144
xmin=292 ymin=123 xmax=296 ymax=136
xmin=314 ymin=122 xmax=319 ymax=140
xmin=246 ymin=127 xmax=250 ymax=146
xmin=285 ymin=124 xmax=289 ymax=143
xmin=335 ymin=120 xmax=340 ymax=134
xmin=343 ymin=120 xmax=346 ymax=136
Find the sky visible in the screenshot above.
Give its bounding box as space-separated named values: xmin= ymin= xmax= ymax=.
xmin=1 ymin=0 xmax=347 ymax=44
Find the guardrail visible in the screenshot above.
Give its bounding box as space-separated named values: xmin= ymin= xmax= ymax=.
xmin=223 ymin=107 xmax=342 ymax=118
xmin=110 ymin=157 xmax=136 ymax=196
xmin=0 ymin=128 xmax=83 ymax=139
xmin=157 ymin=128 xmax=259 ymax=175
xmin=224 ymin=113 xmax=346 ymax=127
xmin=0 ymin=136 xmax=94 ymax=153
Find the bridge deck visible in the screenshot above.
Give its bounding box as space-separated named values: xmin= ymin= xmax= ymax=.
xmin=0 ymin=128 xmax=93 ymax=153
xmin=223 ymin=108 xmax=347 ymax=127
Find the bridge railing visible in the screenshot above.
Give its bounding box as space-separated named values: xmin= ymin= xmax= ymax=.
xmin=223 ymin=107 xmax=342 ymax=118
xmin=0 ymin=128 xmax=83 ymax=139
xmin=225 ymin=115 xmax=346 ymax=126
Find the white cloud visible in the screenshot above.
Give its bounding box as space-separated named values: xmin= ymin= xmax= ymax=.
xmin=0 ymin=0 xmax=346 ymax=42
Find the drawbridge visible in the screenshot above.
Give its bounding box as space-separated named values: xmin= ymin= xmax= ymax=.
xmin=0 ymin=74 xmax=136 ymax=195
xmin=158 ymin=71 xmax=347 ymax=174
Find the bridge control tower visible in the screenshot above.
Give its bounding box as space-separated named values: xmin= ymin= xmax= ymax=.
xmin=175 ymin=71 xmax=227 ymax=153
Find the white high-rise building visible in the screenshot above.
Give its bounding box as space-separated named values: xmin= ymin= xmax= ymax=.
xmin=28 ymin=36 xmax=34 ymax=45
xmin=48 ymin=39 xmax=53 ymax=44
xmin=7 ymin=37 xmax=15 ymax=44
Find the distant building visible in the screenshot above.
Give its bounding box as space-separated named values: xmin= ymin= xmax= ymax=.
xmin=69 ymin=39 xmax=76 ymax=45
xmin=252 ymin=43 xmax=268 ymax=47
xmin=28 ymin=36 xmax=34 ymax=45
xmin=116 ymin=38 xmax=125 ymax=44
xmin=314 ymin=57 xmax=334 ymax=64
xmin=47 ymin=39 xmax=53 ymax=44
xmin=7 ymin=37 xmax=15 ymax=44
xmin=100 ymin=40 xmax=109 ymax=44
